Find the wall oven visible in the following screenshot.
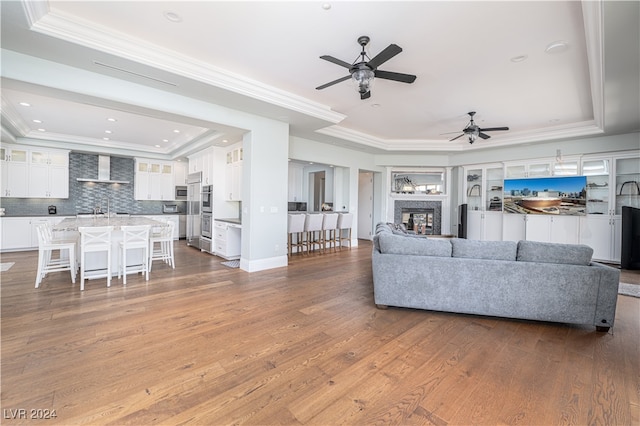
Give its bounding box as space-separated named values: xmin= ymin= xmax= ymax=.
xmin=202 ymin=185 xmax=213 ymax=213
xmin=200 ymin=212 xmax=213 ymax=253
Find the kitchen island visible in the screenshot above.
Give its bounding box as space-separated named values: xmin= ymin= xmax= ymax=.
xmin=53 ymin=216 xmax=169 ymax=281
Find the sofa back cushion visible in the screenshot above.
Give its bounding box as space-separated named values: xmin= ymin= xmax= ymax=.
xmin=378 ymin=233 xmax=452 ymax=257
xmin=451 ymin=239 xmax=517 ymax=261
xmin=516 ymin=240 xmax=593 ymax=266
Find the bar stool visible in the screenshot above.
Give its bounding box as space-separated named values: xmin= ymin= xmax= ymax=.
xmin=321 ymin=213 xmax=339 ymax=253
xmin=287 ymin=214 xmax=306 ymax=256
xmin=118 ymin=225 xmax=151 ymax=285
xmin=35 ymin=223 xmax=77 ymax=288
xmin=303 ymin=213 xmax=324 ymax=253
xmin=149 ymin=221 xmax=175 ymax=271
xmin=78 ymin=226 xmax=114 ymax=290
xmin=337 ymin=213 xmax=354 ymax=250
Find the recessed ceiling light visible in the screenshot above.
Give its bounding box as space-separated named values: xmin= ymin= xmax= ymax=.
xmin=173 ymin=129 xmax=180 ymax=133
xmin=545 ymin=41 xmax=569 ymax=54
xmin=371 ymin=103 xmax=381 ymax=108
xmin=322 ymin=3 xmax=332 ymax=10
xmin=37 ymin=128 xmax=46 ymax=132
xmin=163 ymin=11 xmax=183 ymax=23
xmin=19 ymin=102 xmax=31 ymax=107
xmin=222 ymin=139 xmax=228 ymax=143
xmin=103 ymin=137 xmax=110 ymax=141
xmin=107 ymin=117 xmax=117 ymax=122
xmin=510 ymin=54 xmax=528 ymax=63
xmin=105 ymin=130 xmax=112 ymax=134
xmin=32 ymin=119 xmax=42 ymax=123
xmin=155 ymin=144 xmax=161 ymax=148
xmin=162 ymin=139 xmax=169 ymax=143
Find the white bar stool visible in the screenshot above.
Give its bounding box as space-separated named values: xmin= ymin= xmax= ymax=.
xmin=78 ymin=226 xmax=114 ymax=290
xmin=337 ymin=213 xmax=354 ymax=250
xmin=321 ymin=213 xmax=339 ymax=253
xmin=118 ymin=225 xmax=151 ymax=285
xmin=35 ymin=223 xmax=78 ymax=288
xmin=303 ymin=214 xmax=324 ymax=253
xmin=287 ymin=214 xmax=306 ymax=256
xmin=149 ymin=221 xmax=175 ymax=271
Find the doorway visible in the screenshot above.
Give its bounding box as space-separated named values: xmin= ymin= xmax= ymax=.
xmin=358 ymin=171 xmax=374 ymax=240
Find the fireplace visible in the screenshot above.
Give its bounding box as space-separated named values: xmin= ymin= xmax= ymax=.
xmin=394 ymin=200 xmax=442 ymax=235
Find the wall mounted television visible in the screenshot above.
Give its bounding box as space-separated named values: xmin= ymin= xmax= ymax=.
xmin=503 ymin=176 xmax=587 ymax=215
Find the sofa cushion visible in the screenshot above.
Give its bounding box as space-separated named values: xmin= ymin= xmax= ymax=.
xmin=378 ymin=232 xmax=452 ymax=257
xmin=451 ymin=239 xmax=517 ymax=261
xmin=516 ymin=240 xmax=593 ymax=266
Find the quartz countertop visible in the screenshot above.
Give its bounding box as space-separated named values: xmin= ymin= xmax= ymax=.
xmin=52 ymin=216 xmax=168 ymax=232
xmin=215 ymin=217 xmax=242 ymax=225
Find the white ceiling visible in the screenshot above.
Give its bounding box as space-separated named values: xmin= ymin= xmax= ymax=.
xmin=1 ymin=1 xmax=639 ymax=158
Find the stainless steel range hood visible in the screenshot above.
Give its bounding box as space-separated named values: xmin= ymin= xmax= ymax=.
xmin=76 ymin=155 xmax=130 ymax=184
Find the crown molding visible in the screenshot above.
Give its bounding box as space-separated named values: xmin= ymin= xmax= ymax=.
xmin=26 ymin=3 xmax=346 ymax=126
xmin=581 ymin=0 xmax=605 ymax=131
xmin=0 ymin=97 xmax=31 ymax=137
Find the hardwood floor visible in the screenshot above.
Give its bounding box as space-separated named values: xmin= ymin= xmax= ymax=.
xmin=1 ymin=241 xmax=639 ymax=425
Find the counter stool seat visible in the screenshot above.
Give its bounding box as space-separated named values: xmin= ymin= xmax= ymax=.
xmin=287 ymin=214 xmax=306 ymax=256
xmin=321 ymin=213 xmax=339 ymax=253
xmin=149 ymin=221 xmax=175 ymax=271
xmin=303 ymin=214 xmax=324 ymax=253
xmin=35 ymin=223 xmax=77 ymax=288
xmin=118 ymin=225 xmax=151 ymax=285
xmin=78 ymin=226 xmax=114 ymax=290
xmin=337 ymin=213 xmax=354 ymax=250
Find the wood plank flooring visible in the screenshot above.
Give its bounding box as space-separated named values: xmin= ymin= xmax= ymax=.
xmin=1 ymin=241 xmax=639 ymax=425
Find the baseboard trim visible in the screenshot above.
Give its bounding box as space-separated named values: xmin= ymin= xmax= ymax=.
xmin=240 ymin=255 xmax=287 ymax=272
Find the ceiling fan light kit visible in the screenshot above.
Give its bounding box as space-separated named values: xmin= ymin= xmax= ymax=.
xmin=316 ymin=35 xmax=416 ymax=100
xmin=449 ymin=111 xmax=510 ymax=144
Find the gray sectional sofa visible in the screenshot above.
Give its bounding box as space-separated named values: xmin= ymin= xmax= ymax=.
xmin=372 ymin=223 xmax=620 ymax=331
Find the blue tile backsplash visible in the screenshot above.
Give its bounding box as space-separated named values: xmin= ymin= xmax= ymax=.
xmin=1 ymin=153 xmax=185 ymax=216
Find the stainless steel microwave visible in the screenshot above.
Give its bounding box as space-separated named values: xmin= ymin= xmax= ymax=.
xmin=175 ymin=186 xmax=187 ymax=200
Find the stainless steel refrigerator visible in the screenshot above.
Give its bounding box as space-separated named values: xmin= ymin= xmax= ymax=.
xmin=186 ymin=172 xmax=202 ymax=249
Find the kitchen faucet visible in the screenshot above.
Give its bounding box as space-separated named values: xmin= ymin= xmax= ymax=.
xmin=95 ymin=196 xmax=110 ymax=216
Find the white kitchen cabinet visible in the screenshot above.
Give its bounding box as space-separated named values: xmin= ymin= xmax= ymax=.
xmin=1 ymin=145 xmax=29 ymax=197
xmin=135 ymin=159 xmax=174 ymax=201
xmin=28 ymin=149 xmax=69 ymax=198
xmin=288 ymin=162 xmax=304 ymax=202
xmin=188 ymin=147 xmax=214 ymax=185
xmin=214 ymin=220 xmax=241 ymax=260
xmin=502 ymin=214 xmax=526 ymax=242
xmin=173 ymin=161 xmax=188 ymax=185
xmin=0 ymin=216 xmax=67 ymax=251
xmin=225 ymin=147 xmax=243 ymax=201
xmin=467 ymin=211 xmax=502 ymax=241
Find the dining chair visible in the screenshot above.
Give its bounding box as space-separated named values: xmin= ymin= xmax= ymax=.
xmin=78 ymin=226 xmax=114 ymax=290
xmin=149 ymin=221 xmax=175 ymax=271
xmin=35 ymin=223 xmax=78 ymax=288
xmin=118 ymin=225 xmax=151 ymax=285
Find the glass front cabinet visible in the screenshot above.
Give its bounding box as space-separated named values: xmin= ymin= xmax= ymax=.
xmin=579 ymin=152 xmax=640 ymax=262
xmin=463 ymin=164 xmax=503 ymax=241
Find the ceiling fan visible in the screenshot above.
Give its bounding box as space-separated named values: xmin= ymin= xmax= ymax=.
xmin=315 ymin=35 xmax=417 ymax=100
xmin=449 ymin=111 xmax=509 ymax=144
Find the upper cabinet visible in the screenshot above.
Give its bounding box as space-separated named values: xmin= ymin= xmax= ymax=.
xmin=134 ymin=158 xmax=174 ymax=200
xmin=463 ymin=164 xmax=503 ymax=241
xmin=173 ymin=161 xmax=188 ymax=186
xmin=188 ymin=147 xmax=214 ymax=185
xmin=225 ymin=147 xmax=243 ymax=201
xmin=1 ymin=145 xmax=69 ymax=198
xmin=504 ymin=157 xmax=579 ymax=178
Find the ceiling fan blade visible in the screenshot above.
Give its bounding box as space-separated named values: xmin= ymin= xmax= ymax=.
xmin=367 ymin=44 xmax=402 ymax=69
xmin=374 ymin=70 xmax=417 ymax=84
xmin=449 ymin=134 xmax=465 ymax=142
xmin=319 ymin=55 xmax=352 ymax=69
xmin=315 ymin=75 xmax=351 ymax=90
xmin=479 ymin=126 xmax=509 ymax=132
xmin=360 ymin=90 xmax=371 ymax=100
xmin=479 ymin=132 xmax=491 ymax=140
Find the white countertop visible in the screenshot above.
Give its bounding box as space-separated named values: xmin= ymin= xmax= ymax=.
xmin=53 ymin=216 xmax=167 ymax=232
